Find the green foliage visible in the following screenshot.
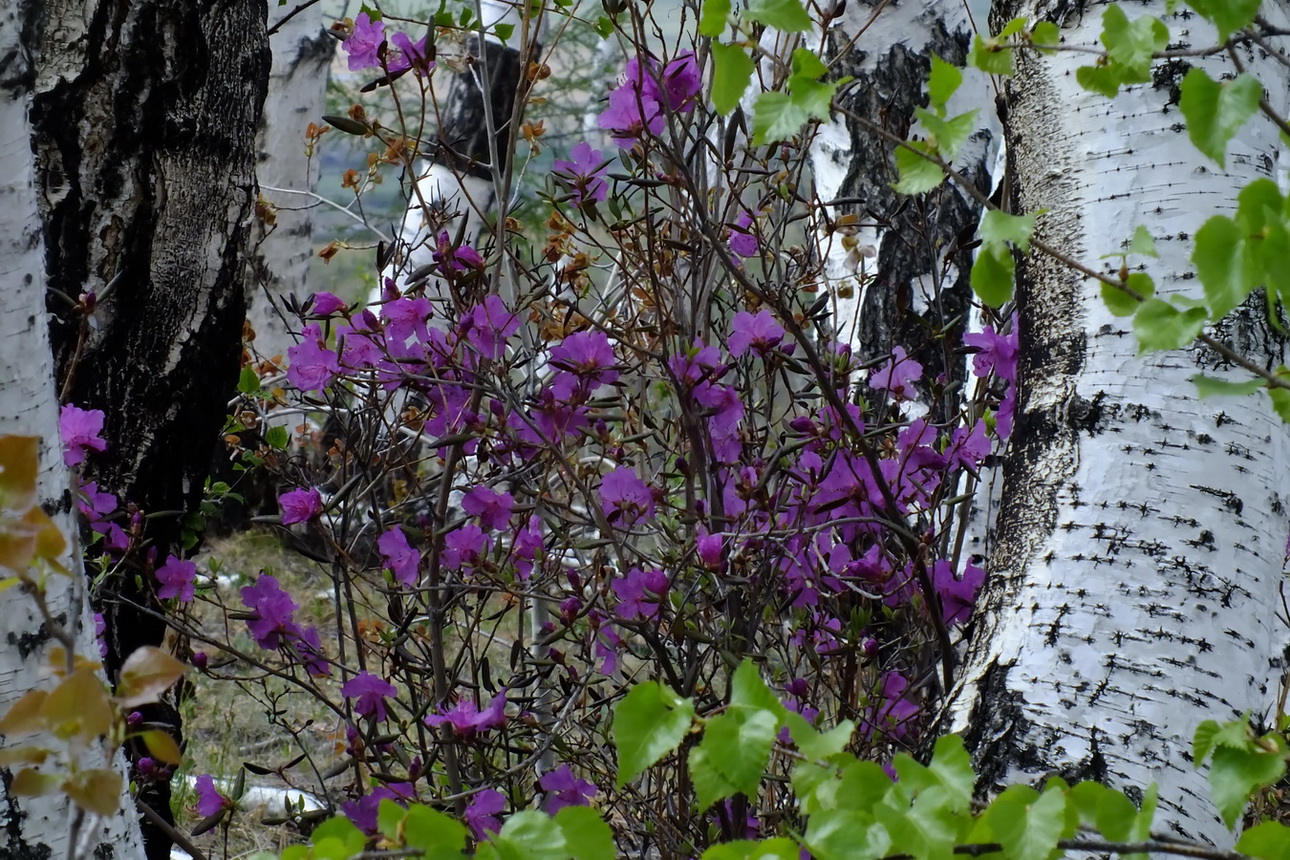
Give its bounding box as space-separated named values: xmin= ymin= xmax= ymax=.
xmin=711 ymin=42 xmax=755 ymax=115
xmin=612 ymin=680 xmax=695 ymax=787
xmin=1075 ymin=5 xmax=1168 ymax=98
xmin=743 ymin=0 xmax=811 ymax=32
xmin=1194 ymin=716 xmax=1289 ymax=828
xmin=968 ymin=211 xmax=1036 ymax=307
xmin=1180 ymin=70 xmax=1262 ymax=167
xmin=1188 ymin=0 xmax=1261 ymax=41
xmin=699 ymin=0 xmax=732 ymax=37
xmin=751 ymin=50 xmax=841 ymax=145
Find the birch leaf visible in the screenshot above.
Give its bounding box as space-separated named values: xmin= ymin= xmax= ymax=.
xmin=1180 ymin=70 xmax=1262 ymax=167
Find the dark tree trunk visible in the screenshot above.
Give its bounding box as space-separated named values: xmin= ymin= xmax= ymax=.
xmin=29 ymin=2 xmax=269 ymax=857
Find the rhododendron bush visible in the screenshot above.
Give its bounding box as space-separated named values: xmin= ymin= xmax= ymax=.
xmin=61 ymin=1 xmax=1011 ymax=856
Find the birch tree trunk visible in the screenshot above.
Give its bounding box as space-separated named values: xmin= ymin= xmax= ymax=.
xmin=0 ymin=2 xmax=145 ymax=855
xmin=813 ymin=0 xmax=996 ymax=408
xmin=249 ymin=1 xmax=333 ymax=366
xmin=28 ymin=3 xmax=269 ymax=856
xmin=950 ymin=1 xmax=1290 ymax=845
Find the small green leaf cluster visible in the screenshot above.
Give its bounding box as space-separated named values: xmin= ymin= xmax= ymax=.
xmin=699 ymin=0 xmax=843 ymax=144
xmin=248 ymin=667 xmax=1290 ymax=860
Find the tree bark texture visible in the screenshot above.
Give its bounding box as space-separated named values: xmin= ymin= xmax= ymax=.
xmin=248 ymin=1 xmax=333 ymax=366
xmin=27 ymin=2 xmax=269 ymax=857
xmin=812 ymin=0 xmax=997 ymax=416
xmin=951 ymin=1 xmax=1290 ymax=845
xmin=0 ymin=0 xmax=146 ymax=855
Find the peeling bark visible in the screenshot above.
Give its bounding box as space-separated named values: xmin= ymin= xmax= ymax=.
xmin=951 ymin=1 xmax=1290 ymax=845
xmin=27 ymin=2 xmax=269 ymax=857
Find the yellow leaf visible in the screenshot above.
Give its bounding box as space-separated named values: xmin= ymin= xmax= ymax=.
xmin=45 ymin=647 xmax=102 ymax=677
xmin=0 ymin=689 xmax=49 ymax=735
xmin=24 ymin=507 xmax=68 ymax=574
xmin=11 ymin=767 xmax=62 ymax=798
xmin=63 ymin=768 xmax=122 ymax=816
xmin=41 ymin=669 xmax=113 ymax=741
xmin=0 ymin=437 xmax=38 ymax=512
xmin=0 ymin=746 xmax=51 ymax=766
xmin=140 ymin=730 xmax=183 ymax=766
xmin=116 ymin=647 xmax=186 ymax=708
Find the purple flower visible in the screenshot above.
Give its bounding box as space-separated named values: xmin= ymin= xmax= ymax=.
xmin=240 ymin=574 xmax=299 ymax=650
xmin=696 ymin=530 xmax=723 ymax=569
xmin=539 ymin=765 xmax=598 ymax=813
xmin=464 ymin=789 xmax=505 ymax=840
xmin=597 ymin=53 xmax=701 ymax=146
xmin=668 ymin=338 xmax=724 ymax=387
xmin=291 ymin=624 xmax=332 ymax=677
xmin=512 ymin=515 xmax=544 ymax=579
xmin=311 ymin=291 xmax=347 ymax=316
xmin=279 ymin=487 xmax=323 ymax=525
xmin=728 ymin=310 xmax=786 ymax=358
xmin=933 ymin=559 xmax=985 ymax=626
xmin=549 ymin=331 xmax=619 ymax=399
xmin=598 ymin=76 xmax=665 ymax=146
xmin=387 ymin=31 xmax=431 ymax=75
xmin=155 ymin=555 xmax=197 ymax=603
xmin=553 ymin=142 xmax=610 ymax=206
xmin=866 ymin=673 xmax=920 ymax=740
xmin=287 ymin=325 xmax=341 ymax=392
xmin=344 ymin=12 xmax=385 ymax=71
xmin=94 ymin=612 xmax=108 ymax=659
xmin=194 ymin=774 xmax=231 ymax=818
xmin=378 ymin=526 xmax=420 ymax=587
xmin=341 ymin=672 xmax=399 ymax=722
xmin=433 ymin=232 xmax=485 ymax=275
xmin=443 ymin=524 xmax=491 ymax=571
xmin=599 ymin=467 xmax=654 ymax=524
xmin=342 ymin=783 xmax=417 ymax=835
xmin=60 ymin=405 xmax=108 ymax=467
xmin=870 ymin=345 xmax=923 ymax=400
xmin=462 ymin=485 xmax=515 ymax=531
xmin=659 ymin=52 xmax=702 ymax=112
xmin=612 ymin=568 xmax=668 ymax=619
xmin=425 ymin=688 xmax=507 ymax=737
xmin=728 ymin=210 xmax=759 ymax=259
xmin=963 ymin=313 xmax=1019 ymax=382
xmin=460 ymin=295 xmax=522 ymax=360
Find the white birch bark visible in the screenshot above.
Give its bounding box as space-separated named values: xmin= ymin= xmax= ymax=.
xmin=950 ymin=2 xmax=1290 ymax=845
xmin=0 ymin=2 xmax=144 ymax=855
xmin=249 ymin=2 xmax=334 ymax=366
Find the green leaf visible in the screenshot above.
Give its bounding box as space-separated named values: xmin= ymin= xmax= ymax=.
xmin=1192 ymin=375 xmax=1266 ymax=398
xmin=1188 ymin=0 xmax=1261 ymax=41
xmin=1180 ymin=70 xmax=1262 ymax=166
xmin=265 ymin=425 xmax=290 ymax=450
xmin=493 ymin=23 xmax=514 ymax=43
xmin=377 ymin=799 xmax=407 ymax=842
xmin=730 ymin=660 xmax=787 ymax=716
xmin=612 ymin=681 xmax=694 ymax=787
xmin=967 ymin=34 xmax=1014 ymax=76
xmin=701 ymin=708 xmax=779 ymax=796
xmin=784 ymin=712 xmax=855 ymax=761
xmin=925 ymin=735 xmax=974 ymax=812
xmin=806 ymin=809 xmax=891 ymax=860
xmin=689 ymin=743 xmax=741 ymax=810
xmin=1238 ymin=821 xmax=1290 ymax=860
xmin=237 ymin=366 xmax=261 ymax=394
xmin=1067 ymin=782 xmax=1139 ymax=842
xmin=1076 ymin=64 xmax=1126 ymax=99
xmin=927 ymin=54 xmax=963 ymax=114
xmin=893 ymin=142 xmax=944 ymax=194
xmin=555 ymin=806 xmax=614 ymax=860
xmin=1103 ymin=5 xmax=1168 ymax=82
xmin=1102 ymin=272 xmax=1154 ymax=316
xmin=700 ymin=0 xmax=732 ymax=36
xmin=971 ymin=243 xmax=1016 ymax=307
xmin=311 ymin=816 xmax=367 ymax=856
xmin=1194 ymin=719 xmax=1222 ymax=768
xmin=404 ymin=804 xmax=468 ymax=857
xmin=752 ymin=92 xmax=809 ymax=145
xmin=1272 ymin=387 xmax=1290 ymax=423
xmin=987 ymin=785 xmax=1067 ymax=860
xmin=1129 ymin=225 xmax=1158 ymax=257
xmin=915 ymin=108 xmax=980 ymax=162
xmin=701 ymin=838 xmax=801 ymax=860
xmin=495 ymin=811 xmax=568 ymax=860
xmin=980 ymin=209 xmax=1037 ymax=250
xmin=745 ymin=0 xmax=812 ymax=32
xmin=836 ymin=760 xmax=895 ymax=814
xmin=879 ymin=787 xmax=959 ymax=860
xmin=711 ymin=43 xmax=755 ymax=115
xmin=593 ymin=15 xmax=615 ymax=38
xmin=1030 ymin=20 xmax=1060 ymax=53
xmin=1133 ymin=299 xmax=1207 ymax=352
xmin=1210 ymin=743 xmax=1287 ymax=828
xmin=1194 ymin=214 xmax=1258 ymax=317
